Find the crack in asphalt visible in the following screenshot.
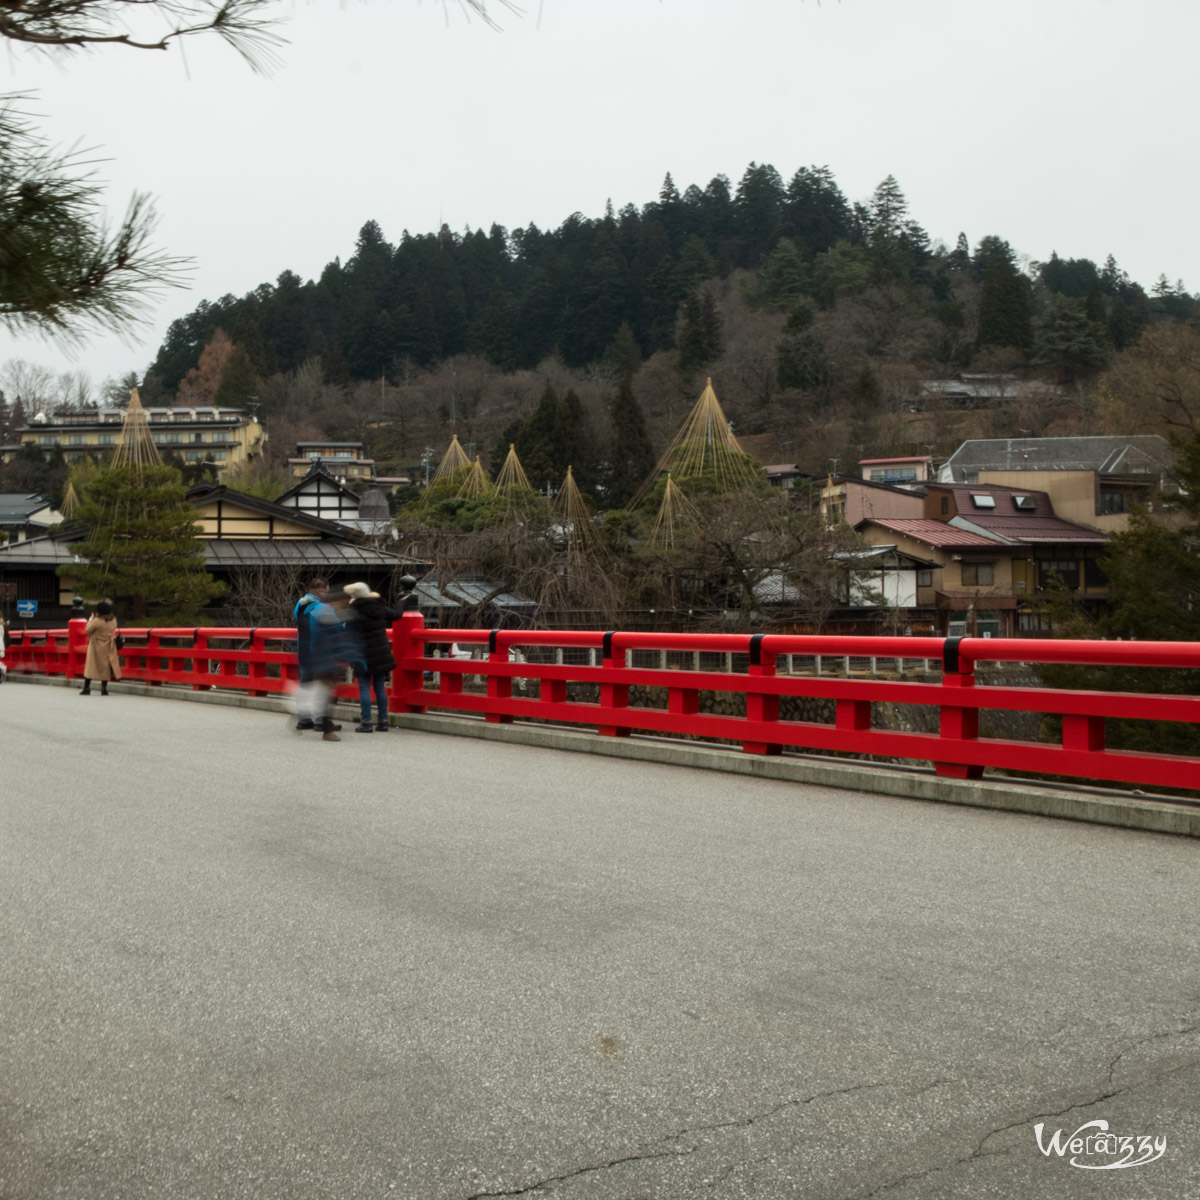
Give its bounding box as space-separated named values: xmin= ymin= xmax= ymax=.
xmin=464 ymin=1146 xmax=688 ymax=1199
xmin=1107 ymin=1020 xmax=1198 ymax=1086
xmin=464 ymin=1025 xmax=1200 ymax=1200
xmin=847 ymin=1026 xmax=1200 ymax=1200
xmin=464 ymin=1079 xmax=892 ymax=1198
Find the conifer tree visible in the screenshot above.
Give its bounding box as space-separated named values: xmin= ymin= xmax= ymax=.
xmin=868 ymin=175 xmax=908 ymax=244
xmin=61 ymin=463 xmax=226 ymax=622
xmin=785 ymin=166 xmax=850 ymax=253
xmin=213 ymin=343 xmax=261 ymax=407
xmin=677 ymin=290 xmax=723 ymax=373
xmin=733 ymin=162 xmax=786 ymax=266
xmin=977 ymin=255 xmax=1033 ymax=352
xmin=602 ymin=322 xmax=643 ymax=380
xmin=605 ymin=376 xmax=657 ymax=508
xmin=1030 ymin=295 xmax=1109 ymax=381
xmin=949 ymin=232 xmax=971 ymax=272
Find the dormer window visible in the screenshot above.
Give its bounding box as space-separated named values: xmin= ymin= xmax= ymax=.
xmin=971 ymin=494 xmax=996 ymax=509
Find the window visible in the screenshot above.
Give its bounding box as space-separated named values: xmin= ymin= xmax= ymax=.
xmin=872 ymin=467 xmax=918 ymax=483
xmin=971 ymin=494 xmax=996 ymax=509
xmin=1101 ymin=490 xmax=1129 ymax=514
xmin=1084 ymin=558 xmax=1108 ymax=589
xmin=212 ymin=451 xmax=227 ymax=462
xmin=1039 ymin=558 xmax=1080 ymax=590
xmin=68 ymin=434 xmax=84 ymax=445
xmin=1013 ymin=495 xmax=1037 ymax=510
xmin=917 ymin=569 xmax=933 ymax=587
xmin=940 ymin=496 xmax=950 ymax=515
xmin=38 ymin=435 xmax=58 ymax=446
xmin=962 ymin=562 xmax=995 ymax=586
xmin=98 ymin=434 xmax=116 ymax=445
xmin=1018 ymin=611 xmax=1055 ymax=632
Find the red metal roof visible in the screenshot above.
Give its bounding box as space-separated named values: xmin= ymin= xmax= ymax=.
xmin=970 ymin=517 xmax=1108 ymax=544
xmin=926 ymin=483 xmax=1110 ymax=543
xmin=859 ymin=519 xmax=1004 ymax=548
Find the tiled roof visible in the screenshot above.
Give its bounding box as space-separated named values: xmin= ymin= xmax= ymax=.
xmin=939 ymin=435 xmax=1174 ymax=480
xmin=203 ymin=540 xmax=415 ymax=568
xmin=0 ymin=533 xmax=73 ymax=563
xmin=0 ymin=493 xmax=52 ymax=522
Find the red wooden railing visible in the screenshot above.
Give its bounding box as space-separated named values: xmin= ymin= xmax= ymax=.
xmin=6 ymin=615 xmax=1200 ymax=794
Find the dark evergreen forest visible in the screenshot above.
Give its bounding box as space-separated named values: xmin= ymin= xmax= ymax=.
xmin=151 ymin=162 xmax=1195 ymax=395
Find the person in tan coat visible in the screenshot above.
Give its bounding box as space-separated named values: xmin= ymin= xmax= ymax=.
xmin=80 ymin=601 xmax=122 ymax=696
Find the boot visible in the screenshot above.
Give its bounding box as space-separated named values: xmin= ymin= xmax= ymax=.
xmin=322 ymin=728 xmax=341 ymax=742
xmin=79 ymin=679 xmax=91 ymax=695
xmin=355 ymin=722 xmax=374 ymax=733
xmin=376 ymin=721 xmax=389 ymax=732
xmin=100 ymin=681 xmax=109 ymax=696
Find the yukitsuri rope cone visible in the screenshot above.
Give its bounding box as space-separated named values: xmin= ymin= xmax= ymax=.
xmin=60 ymin=481 xmax=80 ymax=519
xmin=430 ymin=434 xmax=471 ymax=487
xmin=488 ymin=443 xmax=541 ymax=519
xmin=456 ymin=456 xmax=491 ymax=500
xmin=627 ymin=377 xmax=761 ymax=511
xmin=646 ymin=472 xmax=702 ymax=552
xmin=110 ymin=388 xmax=162 ymax=471
xmin=494 ymin=443 xmax=533 ymax=492
xmin=551 ymin=465 xmax=605 ymax=559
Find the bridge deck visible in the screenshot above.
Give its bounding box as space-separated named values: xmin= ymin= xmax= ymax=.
xmin=2 ymin=683 xmax=1198 ymax=1198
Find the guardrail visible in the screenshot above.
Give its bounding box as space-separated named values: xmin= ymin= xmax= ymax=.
xmin=6 ymin=615 xmax=1199 ymax=794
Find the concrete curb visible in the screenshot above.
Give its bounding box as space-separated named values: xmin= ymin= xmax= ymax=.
xmin=14 ymin=674 xmax=1200 ymax=838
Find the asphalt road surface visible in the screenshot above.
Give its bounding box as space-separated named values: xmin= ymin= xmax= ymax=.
xmin=2 ymin=681 xmax=1198 ymax=1199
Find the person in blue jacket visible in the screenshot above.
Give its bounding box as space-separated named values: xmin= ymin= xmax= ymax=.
xmin=293 ymin=577 xmax=346 ymax=741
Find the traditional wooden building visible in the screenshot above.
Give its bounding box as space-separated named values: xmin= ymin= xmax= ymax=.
xmin=0 ymin=484 xmax=426 ymax=626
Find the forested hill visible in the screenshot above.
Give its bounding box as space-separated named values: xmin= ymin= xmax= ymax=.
xmin=149 ymin=162 xmax=1196 ymax=398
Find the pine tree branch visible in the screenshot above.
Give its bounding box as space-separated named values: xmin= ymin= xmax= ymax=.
xmin=0 ymin=95 xmax=191 ymax=339
xmin=0 ymin=0 xmax=286 ymax=74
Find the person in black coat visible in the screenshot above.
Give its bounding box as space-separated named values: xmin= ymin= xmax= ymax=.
xmin=343 ymin=581 xmax=398 ymax=732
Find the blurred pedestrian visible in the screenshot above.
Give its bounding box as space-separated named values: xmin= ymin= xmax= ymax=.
xmin=80 ymin=601 xmax=121 ymax=696
xmin=293 ymin=577 xmax=345 ymax=741
xmin=344 ymin=581 xmax=396 ymax=732
xmin=0 ymin=612 xmax=7 ymax=683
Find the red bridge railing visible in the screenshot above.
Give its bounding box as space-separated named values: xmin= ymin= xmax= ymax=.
xmin=6 ymin=615 xmax=1199 ymax=794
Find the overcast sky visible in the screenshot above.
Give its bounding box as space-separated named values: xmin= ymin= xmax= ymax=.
xmin=3 ymin=0 xmax=1197 ymax=392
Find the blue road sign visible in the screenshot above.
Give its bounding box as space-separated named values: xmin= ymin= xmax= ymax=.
xmin=16 ymin=600 xmax=37 ymax=617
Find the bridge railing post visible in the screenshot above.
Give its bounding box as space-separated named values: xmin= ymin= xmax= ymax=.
xmin=936 ymin=638 xmax=984 ymax=780
xmin=67 ymin=618 xmax=87 ymax=680
xmin=743 ymin=636 xmax=781 ymax=756
xmin=390 ymin=611 xmax=427 ymax=713
xmin=486 ymin=631 xmax=513 ymax=724
xmin=598 ymin=632 xmax=630 ymax=737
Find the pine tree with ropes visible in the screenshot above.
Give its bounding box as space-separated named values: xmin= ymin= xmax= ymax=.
xmin=60 ymin=463 xmax=225 ymax=621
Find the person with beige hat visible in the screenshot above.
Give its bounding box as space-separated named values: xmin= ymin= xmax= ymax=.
xmin=344 ymin=581 xmax=397 ymax=732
